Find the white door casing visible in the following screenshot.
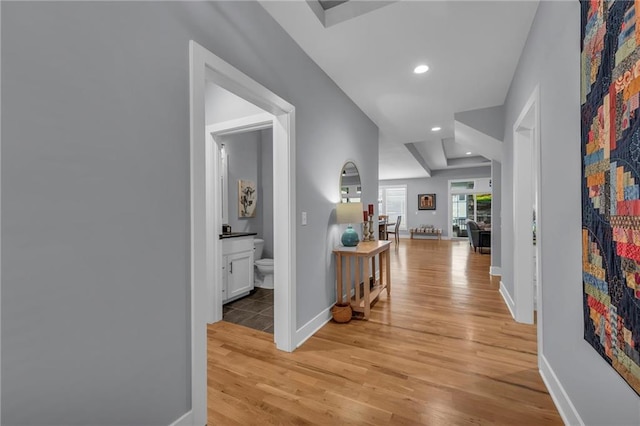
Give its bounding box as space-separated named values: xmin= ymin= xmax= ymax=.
xmin=189 ymin=41 xmax=296 ymax=425
xmin=511 ymin=85 xmax=542 ymax=341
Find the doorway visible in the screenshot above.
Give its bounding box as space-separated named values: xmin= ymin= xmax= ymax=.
xmin=512 ymin=86 xmax=541 ymax=330
xmin=207 ymin=117 xmax=275 ymax=333
xmin=448 ymin=178 xmax=492 ymax=238
xmin=189 ymin=41 xmax=296 ymax=425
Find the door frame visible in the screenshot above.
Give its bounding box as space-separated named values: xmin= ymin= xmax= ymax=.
xmin=511 ymin=85 xmax=541 ymax=331
xmin=189 ymin=41 xmax=296 ymax=425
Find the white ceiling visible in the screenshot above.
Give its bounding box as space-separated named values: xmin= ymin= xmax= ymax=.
xmin=260 ymin=0 xmax=539 ymax=179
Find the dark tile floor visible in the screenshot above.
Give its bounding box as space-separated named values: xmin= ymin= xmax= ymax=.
xmin=223 ymin=288 xmax=274 ymax=333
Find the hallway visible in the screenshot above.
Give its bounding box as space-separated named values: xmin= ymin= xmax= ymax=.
xmin=207 ymin=239 xmax=561 ymax=424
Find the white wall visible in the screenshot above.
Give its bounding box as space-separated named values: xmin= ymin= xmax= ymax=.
xmin=502 ymin=2 xmax=640 ymax=423
xmin=205 ymin=82 xmax=264 ymax=126
xmin=380 ymin=166 xmax=491 ymax=238
xmin=1 ymin=2 xmax=378 ymax=424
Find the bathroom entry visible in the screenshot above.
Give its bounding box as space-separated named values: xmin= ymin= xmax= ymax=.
xmin=212 ymin=126 xmax=275 ymax=333
xmin=205 ymin=81 xmax=280 ymax=328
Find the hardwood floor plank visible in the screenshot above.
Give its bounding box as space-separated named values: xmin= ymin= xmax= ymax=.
xmin=207 ymin=239 xmax=562 ymax=425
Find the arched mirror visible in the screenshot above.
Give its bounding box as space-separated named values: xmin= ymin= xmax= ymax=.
xmin=338 ymin=161 xmax=362 ymax=247
xmin=340 ymin=161 xmax=361 ymax=203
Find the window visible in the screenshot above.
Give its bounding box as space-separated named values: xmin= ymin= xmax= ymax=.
xmin=378 ymin=185 xmax=407 ymax=230
xmin=451 ymin=180 xmax=475 ymax=190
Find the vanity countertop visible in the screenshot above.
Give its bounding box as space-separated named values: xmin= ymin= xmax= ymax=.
xmin=219 ymin=232 xmax=258 ymax=240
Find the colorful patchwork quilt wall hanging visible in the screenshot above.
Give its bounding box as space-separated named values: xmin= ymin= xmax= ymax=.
xmin=582 ymin=0 xmax=640 ymax=395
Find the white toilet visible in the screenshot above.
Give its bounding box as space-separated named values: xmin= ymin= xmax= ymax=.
xmin=253 ymin=238 xmax=274 ymax=289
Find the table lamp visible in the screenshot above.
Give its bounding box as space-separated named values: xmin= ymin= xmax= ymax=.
xmin=336 ymin=202 xmax=363 ymax=247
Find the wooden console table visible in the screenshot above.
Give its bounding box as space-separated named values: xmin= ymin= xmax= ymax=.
xmin=333 ymin=241 xmax=391 ymax=320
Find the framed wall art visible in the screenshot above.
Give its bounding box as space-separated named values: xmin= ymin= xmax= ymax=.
xmin=418 ymin=193 xmax=436 ymax=210
xmin=238 ymin=179 xmax=257 ymax=218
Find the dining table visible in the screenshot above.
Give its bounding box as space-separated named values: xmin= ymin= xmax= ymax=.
xmin=379 ymin=219 xmax=388 ymax=240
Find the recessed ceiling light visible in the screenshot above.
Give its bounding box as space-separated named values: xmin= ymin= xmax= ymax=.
xmin=466 ymin=152 xmax=472 ymax=155
xmin=414 ymin=64 xmax=429 ymax=74
xmin=431 ymin=126 xmax=441 ymax=132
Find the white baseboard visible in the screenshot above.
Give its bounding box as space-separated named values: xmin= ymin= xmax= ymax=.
xmin=499 ymin=281 xmax=516 ymax=320
xmin=539 ymin=355 xmax=584 ymax=426
xmin=297 ymin=270 xmax=383 ymax=348
xmin=296 ymin=304 xmax=332 ymax=348
xmin=490 ymin=266 xmax=502 ymax=276
xmin=169 ymin=410 xmax=194 ymax=426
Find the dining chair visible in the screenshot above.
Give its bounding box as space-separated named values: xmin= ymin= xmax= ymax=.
xmin=386 ymin=216 xmax=401 ymax=244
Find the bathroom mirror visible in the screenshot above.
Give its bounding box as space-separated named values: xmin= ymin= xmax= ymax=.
xmin=340 ymin=161 xmax=361 ymax=203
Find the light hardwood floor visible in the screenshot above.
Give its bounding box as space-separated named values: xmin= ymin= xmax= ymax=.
xmin=207 ymin=239 xmax=562 ymax=425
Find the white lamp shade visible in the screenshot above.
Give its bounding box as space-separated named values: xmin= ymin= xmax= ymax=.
xmin=336 ymin=202 xmax=363 ymax=224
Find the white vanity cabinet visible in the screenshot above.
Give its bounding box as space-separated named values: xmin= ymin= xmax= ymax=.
xmin=222 ymin=236 xmax=254 ymax=303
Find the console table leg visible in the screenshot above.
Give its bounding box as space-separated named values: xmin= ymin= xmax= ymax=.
xmin=363 ymin=257 xmax=371 ymax=320
xmin=385 ymin=250 xmax=391 ymax=295
xmin=354 ymin=257 xmax=360 ymax=310
xmin=336 ymin=254 xmax=343 ymax=304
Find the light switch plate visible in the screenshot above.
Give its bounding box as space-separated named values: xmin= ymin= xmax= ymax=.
xmin=302 ymin=211 xmax=307 ymax=225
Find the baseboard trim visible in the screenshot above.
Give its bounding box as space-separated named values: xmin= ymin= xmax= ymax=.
xmin=169 ymin=410 xmax=194 ymax=426
xmin=296 ymin=304 xmax=332 ymax=348
xmin=490 ymin=266 xmax=502 ymax=276
xmin=539 ymin=354 xmax=584 ymax=426
xmin=499 ymin=281 xmax=516 ymax=320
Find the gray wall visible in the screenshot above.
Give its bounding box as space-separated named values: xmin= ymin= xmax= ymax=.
xmin=490 ymin=160 xmax=501 ymax=270
xmin=454 ymin=105 xmax=506 ymax=142
xmin=222 ymin=130 xmax=261 ymax=234
xmin=380 ymin=166 xmax=491 ymax=238
xmin=260 ymin=129 xmax=274 ymax=259
xmin=453 ymin=106 xmax=504 ymax=270
xmin=502 ymin=1 xmax=640 ymax=423
xmin=219 ymin=129 xmax=274 ymax=259
xmin=1 ymin=1 xmax=377 ymax=425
